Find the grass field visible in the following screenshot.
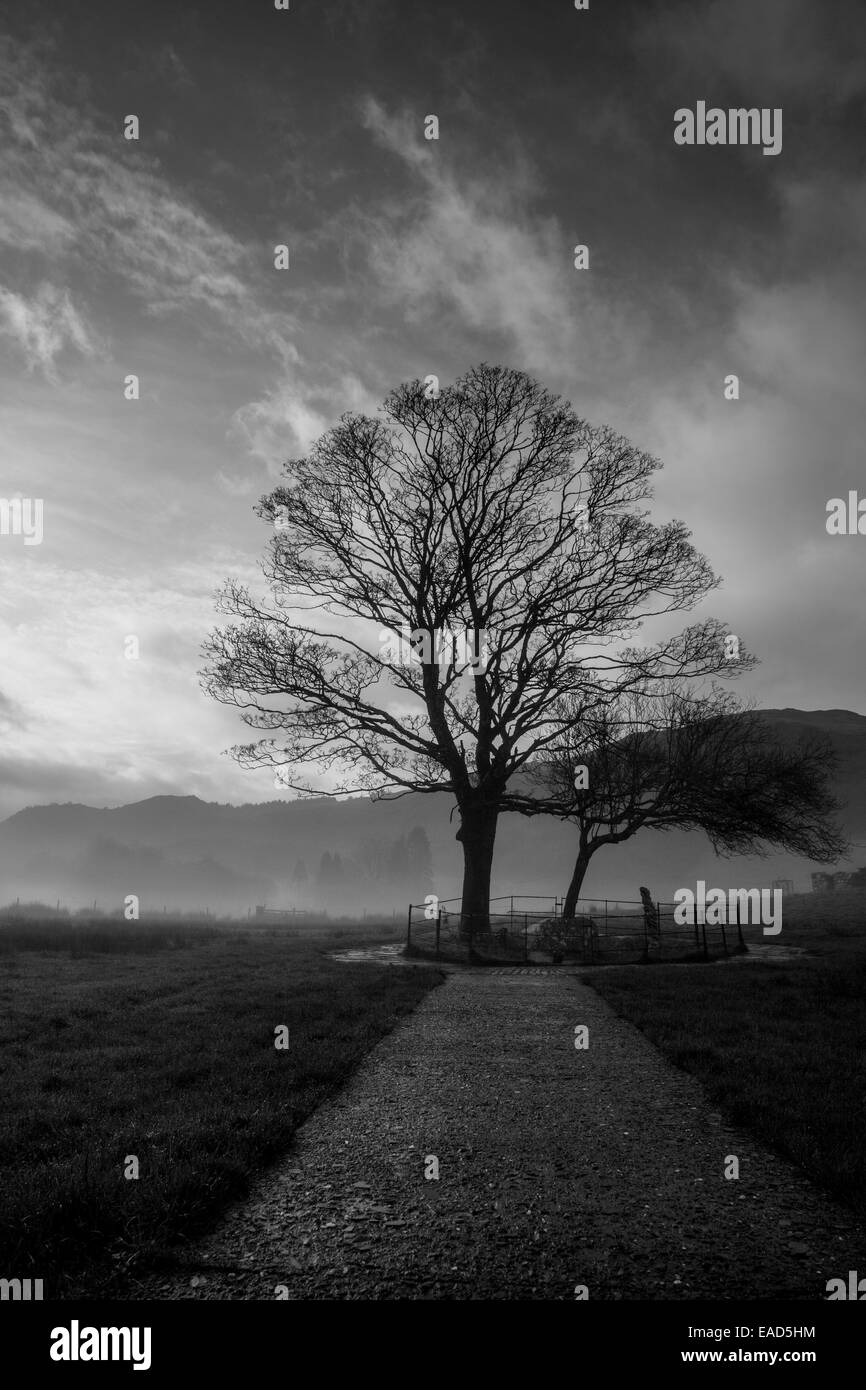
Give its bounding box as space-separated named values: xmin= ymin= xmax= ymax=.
xmin=584 ymin=890 xmax=866 ymax=1218
xmin=0 ymin=919 xmax=442 ymax=1297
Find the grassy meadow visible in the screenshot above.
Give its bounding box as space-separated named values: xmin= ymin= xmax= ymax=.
xmin=584 ymin=889 xmax=866 ymax=1218
xmin=0 ymin=915 xmax=442 ymax=1297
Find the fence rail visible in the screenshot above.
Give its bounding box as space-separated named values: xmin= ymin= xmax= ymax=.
xmin=406 ymin=896 xmax=745 ymax=965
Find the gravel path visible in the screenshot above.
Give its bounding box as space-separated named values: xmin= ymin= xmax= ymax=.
xmin=123 ymin=968 xmax=864 ymax=1300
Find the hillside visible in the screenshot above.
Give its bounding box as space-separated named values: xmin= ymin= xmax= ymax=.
xmin=0 ymin=710 xmax=863 ymax=913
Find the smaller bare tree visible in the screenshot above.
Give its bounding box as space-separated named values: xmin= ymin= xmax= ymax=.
xmin=529 ymin=685 xmax=849 ymax=916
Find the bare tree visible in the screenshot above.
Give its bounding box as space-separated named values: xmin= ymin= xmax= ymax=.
xmin=530 ymin=685 xmax=849 ymax=915
xmin=202 ymin=363 xmax=742 ymax=933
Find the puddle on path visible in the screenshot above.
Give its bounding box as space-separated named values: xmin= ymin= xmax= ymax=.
xmin=717 ymin=943 xmax=809 ymax=964
xmin=329 ymin=943 xmax=409 ymax=964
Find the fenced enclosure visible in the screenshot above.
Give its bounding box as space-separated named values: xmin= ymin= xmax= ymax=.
xmin=406 ymin=894 xmax=745 ymax=965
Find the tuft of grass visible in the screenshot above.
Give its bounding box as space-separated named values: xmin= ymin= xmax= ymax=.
xmin=0 ymin=933 xmax=442 ymax=1297
xmin=0 ymin=917 xmax=222 ymax=956
xmin=585 ymin=944 xmax=866 ymax=1218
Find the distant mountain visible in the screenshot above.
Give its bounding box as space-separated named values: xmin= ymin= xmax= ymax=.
xmin=755 ymin=709 xmax=866 ymax=829
xmin=0 ymin=709 xmax=863 ymax=913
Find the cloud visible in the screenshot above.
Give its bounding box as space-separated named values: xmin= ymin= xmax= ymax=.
xmin=731 ymin=278 xmax=866 ymax=411
xmin=0 ymin=191 xmax=75 ymax=252
xmin=216 ymin=465 xmax=269 ymax=500
xmin=721 ymin=163 xmax=866 ymax=422
xmin=356 ymin=97 xmax=642 ymax=393
xmin=0 ymin=553 xmax=266 ymax=821
xmin=0 ymin=752 xmax=194 ymax=822
xmin=0 ymin=689 xmax=27 ymax=733
xmin=230 ymin=371 xmax=375 ymax=473
xmin=0 ymin=37 xmax=298 ymax=364
xmin=0 ymin=281 xmax=97 ymax=375
xmin=634 ymin=0 xmax=866 ymax=105
xmin=159 ymin=44 xmax=194 ymax=90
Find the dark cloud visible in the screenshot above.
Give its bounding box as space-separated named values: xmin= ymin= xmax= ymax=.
xmin=0 ymin=0 xmax=862 ymax=818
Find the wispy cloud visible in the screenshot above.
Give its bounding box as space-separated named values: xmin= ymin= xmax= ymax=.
xmin=159 ymin=43 xmax=194 ymax=90
xmin=0 ymin=688 xmax=27 ymax=733
xmin=356 ymin=96 xmax=643 ymax=393
xmin=0 ymin=190 xmax=75 ymax=253
xmin=0 ymin=36 xmax=298 ymax=364
xmin=0 ymin=1 xmax=862 ymax=823
xmin=229 ymin=370 xmax=374 ymax=475
xmin=0 ymin=281 xmax=97 ymax=375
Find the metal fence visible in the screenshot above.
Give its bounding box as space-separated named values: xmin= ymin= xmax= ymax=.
xmin=406 ymin=895 xmax=743 ymax=965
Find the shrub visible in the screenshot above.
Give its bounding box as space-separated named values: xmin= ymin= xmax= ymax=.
xmin=534 ymin=915 xmax=595 ymax=957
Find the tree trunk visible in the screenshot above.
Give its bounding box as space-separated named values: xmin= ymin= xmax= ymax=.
xmin=456 ymin=804 xmax=499 ymax=939
xmin=563 ymin=841 xmax=592 ymax=918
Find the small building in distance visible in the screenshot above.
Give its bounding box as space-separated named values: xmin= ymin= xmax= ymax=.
xmin=771 ymin=878 xmax=795 ymax=895
xmin=810 ymin=871 xmax=852 ymax=893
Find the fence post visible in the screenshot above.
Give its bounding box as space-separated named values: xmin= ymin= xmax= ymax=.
xmin=406 ymin=903 xmax=412 ymax=949
xmin=435 ymin=910 xmax=441 ymax=959
xmin=524 ymin=913 xmax=528 ymax=961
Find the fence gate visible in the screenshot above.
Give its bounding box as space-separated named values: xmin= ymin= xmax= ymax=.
xmin=406 ymin=895 xmax=732 ymax=964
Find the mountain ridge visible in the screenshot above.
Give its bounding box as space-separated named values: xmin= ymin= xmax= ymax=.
xmin=1 ymin=709 xmax=863 ymax=911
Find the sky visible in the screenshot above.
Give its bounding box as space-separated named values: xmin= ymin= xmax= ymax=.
xmin=1 ymin=0 xmax=865 ymax=820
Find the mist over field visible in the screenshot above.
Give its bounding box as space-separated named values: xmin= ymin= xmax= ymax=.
xmin=2 ymin=709 xmax=864 ymax=915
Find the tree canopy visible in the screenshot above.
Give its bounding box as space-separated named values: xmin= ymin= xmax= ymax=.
xmin=202 ymin=364 xmax=777 ymax=928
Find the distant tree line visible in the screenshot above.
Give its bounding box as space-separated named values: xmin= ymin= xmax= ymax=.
xmin=290 ymin=826 xmax=434 ymax=907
